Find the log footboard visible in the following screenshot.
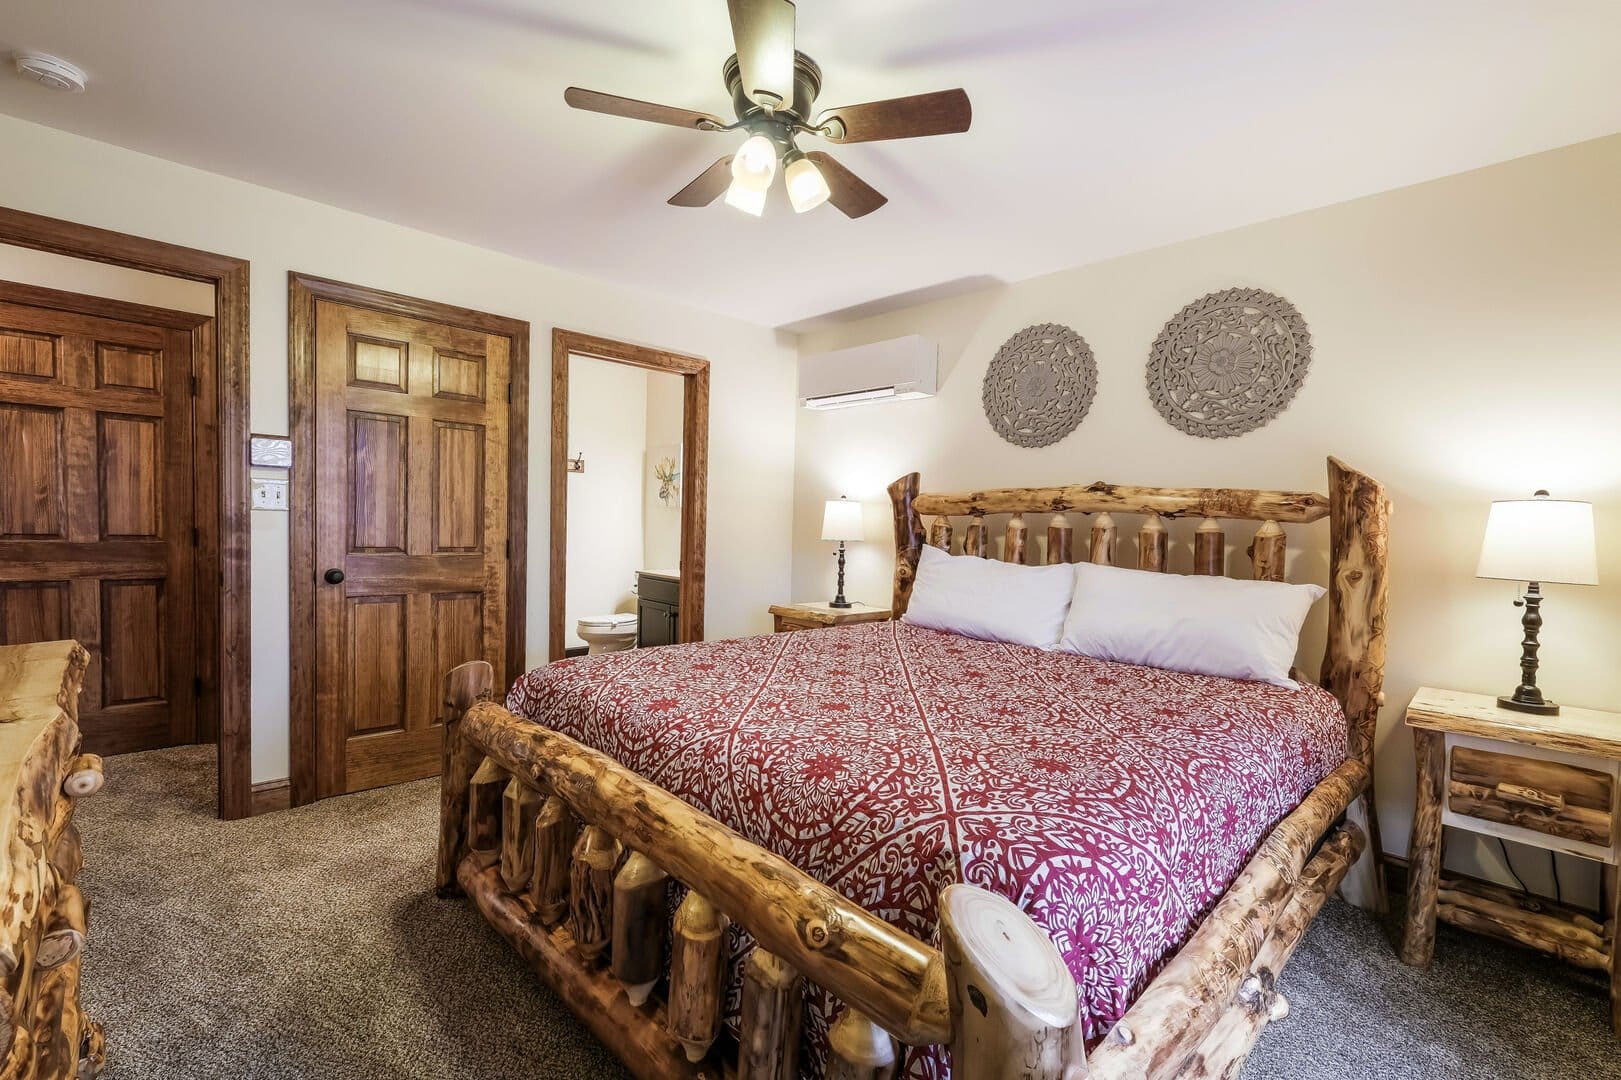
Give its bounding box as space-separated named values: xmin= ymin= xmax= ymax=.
xmin=436 ymin=662 xmax=1368 ymax=1080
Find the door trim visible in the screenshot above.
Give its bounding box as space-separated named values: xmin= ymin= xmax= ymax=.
xmin=549 ymin=329 xmax=710 ymax=663
xmin=0 ymin=206 xmax=253 ymax=820
xmin=287 ymin=273 xmax=530 ymax=807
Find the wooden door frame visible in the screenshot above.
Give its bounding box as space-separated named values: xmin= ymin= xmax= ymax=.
xmin=0 ymin=206 xmax=253 ymax=820
xmin=550 ymin=329 xmax=709 ymax=663
xmin=287 ymin=273 xmax=530 ymax=808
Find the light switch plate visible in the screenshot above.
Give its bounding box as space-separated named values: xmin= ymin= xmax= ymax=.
xmin=251 ymin=477 xmax=289 ymax=511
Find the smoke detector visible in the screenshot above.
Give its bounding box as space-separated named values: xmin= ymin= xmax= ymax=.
xmin=13 ymin=52 xmax=87 ymax=93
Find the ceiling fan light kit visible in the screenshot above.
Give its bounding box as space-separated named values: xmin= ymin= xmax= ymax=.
xmin=564 ymin=0 xmax=971 ymax=220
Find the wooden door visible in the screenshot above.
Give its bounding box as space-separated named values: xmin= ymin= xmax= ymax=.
xmin=0 ymin=293 xmax=198 ymax=754
xmin=312 ymin=300 xmax=510 ymax=796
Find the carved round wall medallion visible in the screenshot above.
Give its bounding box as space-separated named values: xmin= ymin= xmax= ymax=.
xmin=1146 ymin=288 xmax=1311 ymax=439
xmin=982 ymin=323 xmax=1098 ymax=448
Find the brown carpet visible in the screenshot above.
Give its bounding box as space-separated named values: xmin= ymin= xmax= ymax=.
xmin=76 ymin=746 xmax=1619 ymax=1078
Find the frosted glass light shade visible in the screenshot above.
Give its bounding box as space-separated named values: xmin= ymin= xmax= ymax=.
xmin=1476 ymin=495 xmax=1598 ymax=586
xmin=723 ymin=178 xmax=766 ymax=216
xmin=731 ymin=135 xmax=777 ymax=189
xmin=821 ymin=498 xmax=864 ymax=542
xmin=785 ymin=155 xmax=830 ymax=213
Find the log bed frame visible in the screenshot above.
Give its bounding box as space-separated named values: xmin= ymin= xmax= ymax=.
xmin=436 ymin=456 xmax=1390 ymax=1080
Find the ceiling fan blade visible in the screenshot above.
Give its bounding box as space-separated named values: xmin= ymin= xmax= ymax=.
xmin=668 ymin=157 xmax=735 ymax=207
xmin=805 ymin=152 xmax=887 ymax=219
xmin=564 ymin=87 xmax=726 ymax=131
xmin=727 ymin=0 xmax=796 ymax=110
xmin=817 ymin=88 xmax=972 ymax=143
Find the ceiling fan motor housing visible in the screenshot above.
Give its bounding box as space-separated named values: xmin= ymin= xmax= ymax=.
xmin=723 ymin=51 xmax=822 ymax=124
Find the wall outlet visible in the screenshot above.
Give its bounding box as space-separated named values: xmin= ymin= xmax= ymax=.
xmin=251 ymin=477 xmax=289 ymax=511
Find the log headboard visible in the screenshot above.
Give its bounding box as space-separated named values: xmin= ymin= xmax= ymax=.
xmin=887 ymin=455 xmax=1390 ymax=795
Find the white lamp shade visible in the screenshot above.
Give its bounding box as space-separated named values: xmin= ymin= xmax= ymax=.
xmin=1476 ymin=496 xmax=1598 ymax=586
xmin=821 ymin=498 xmax=864 ymax=542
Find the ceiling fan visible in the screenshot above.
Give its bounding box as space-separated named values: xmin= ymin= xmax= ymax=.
xmin=564 ymin=0 xmax=972 ymax=219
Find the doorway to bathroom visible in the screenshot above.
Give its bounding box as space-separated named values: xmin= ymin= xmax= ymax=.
xmin=548 ymin=330 xmax=709 ymax=662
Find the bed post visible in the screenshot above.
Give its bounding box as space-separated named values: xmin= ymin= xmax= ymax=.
xmin=941 ymin=884 xmax=1086 ymax=1080
xmin=890 ymin=472 xmax=925 ymax=618
xmin=1320 ymin=457 xmax=1391 ymax=913
xmin=436 ymin=659 xmax=495 ymax=896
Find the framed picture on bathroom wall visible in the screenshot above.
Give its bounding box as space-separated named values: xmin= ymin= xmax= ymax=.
xmin=649 ymin=444 xmax=682 ymax=510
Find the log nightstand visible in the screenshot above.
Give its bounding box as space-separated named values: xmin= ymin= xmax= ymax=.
xmin=1400 ymin=686 xmax=1621 ymax=1033
xmin=769 ymin=602 xmax=891 ymax=633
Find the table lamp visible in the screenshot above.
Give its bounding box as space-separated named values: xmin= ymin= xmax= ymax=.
xmin=1475 ymin=490 xmax=1598 ymax=715
xmin=821 ymin=497 xmax=865 ymax=609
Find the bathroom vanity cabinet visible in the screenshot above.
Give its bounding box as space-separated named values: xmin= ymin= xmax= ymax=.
xmin=636 ymin=571 xmax=680 ymax=648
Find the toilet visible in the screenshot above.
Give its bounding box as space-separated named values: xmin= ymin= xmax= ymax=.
xmin=575 ymin=612 xmax=639 ymax=654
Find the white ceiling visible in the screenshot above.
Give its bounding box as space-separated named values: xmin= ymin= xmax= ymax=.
xmin=1 ymin=1 xmax=1617 ymax=329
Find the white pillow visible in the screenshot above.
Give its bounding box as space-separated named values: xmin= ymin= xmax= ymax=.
xmin=903 ymin=544 xmax=1075 ymax=649
xmin=1059 ymin=562 xmax=1325 ymax=687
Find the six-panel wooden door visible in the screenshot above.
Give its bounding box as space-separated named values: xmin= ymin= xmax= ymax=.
xmin=312 ymin=300 xmax=510 ymax=796
xmin=0 ymin=293 xmax=198 ymax=754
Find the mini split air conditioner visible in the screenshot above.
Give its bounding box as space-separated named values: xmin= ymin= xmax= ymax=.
xmin=799 ymin=335 xmax=937 ymax=410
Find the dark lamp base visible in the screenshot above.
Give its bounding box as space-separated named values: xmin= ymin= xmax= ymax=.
xmin=827 ymin=598 xmax=852 ymax=609
xmin=1498 ymin=694 xmax=1560 ymax=717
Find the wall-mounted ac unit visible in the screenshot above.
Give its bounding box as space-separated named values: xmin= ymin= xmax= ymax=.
xmin=799 ymin=335 xmax=937 ymax=410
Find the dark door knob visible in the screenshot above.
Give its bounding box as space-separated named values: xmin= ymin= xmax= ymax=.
xmin=323 ymin=568 xmax=345 ymax=585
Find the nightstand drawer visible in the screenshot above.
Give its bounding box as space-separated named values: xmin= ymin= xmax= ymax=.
xmin=1447 ymin=745 xmax=1613 ymax=846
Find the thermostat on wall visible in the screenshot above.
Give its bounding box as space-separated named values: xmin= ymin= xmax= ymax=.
xmin=250 ymin=434 xmax=293 ymax=468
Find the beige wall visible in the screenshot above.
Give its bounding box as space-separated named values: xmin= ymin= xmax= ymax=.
xmin=793 ymin=135 xmax=1621 ymax=901
xmin=0 ymin=112 xmax=799 ymax=785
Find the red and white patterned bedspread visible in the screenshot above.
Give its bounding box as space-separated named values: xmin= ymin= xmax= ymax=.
xmin=506 ymin=621 xmax=1346 ymax=1074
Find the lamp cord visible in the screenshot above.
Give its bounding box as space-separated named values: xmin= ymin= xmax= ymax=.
xmin=1497 ymin=837 xmax=1531 ymax=894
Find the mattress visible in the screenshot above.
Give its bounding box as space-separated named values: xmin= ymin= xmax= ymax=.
xmin=506 ymin=620 xmax=1347 ymax=1077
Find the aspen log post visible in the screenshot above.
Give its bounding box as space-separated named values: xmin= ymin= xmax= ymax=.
xmin=436 ymin=659 xmax=495 ymax=895
xmin=669 ymin=890 xmax=729 ymax=1063
xmin=929 ymin=516 xmax=954 ymax=553
xmin=1321 ymin=457 xmax=1391 ymax=913
xmin=1400 ymin=727 xmax=1445 ymax=966
xmin=468 ymin=758 xmax=508 ymax=853
xmin=1192 ymin=518 xmax=1225 ymax=576
xmin=962 ymin=517 xmax=989 ymax=558
xmin=1004 ymin=513 xmax=1029 ymax=565
xmin=889 ymin=473 xmax=925 ymax=618
xmin=612 ymin=851 xmax=671 ymax=1007
xmin=940 ymin=884 xmax=1084 ymax=1080
xmin=827 ymin=1008 xmax=899 ymax=1080
xmin=1608 ymin=862 xmax=1620 ymax=1032
xmin=530 ymin=795 xmax=577 ymax=925
xmin=1046 ymin=515 xmax=1074 ymax=565
xmin=1247 ymin=520 xmax=1286 ymax=582
xmin=61 ymin=755 xmax=105 ymax=799
xmin=1089 ymin=513 xmax=1118 ymax=566
xmin=570 ymin=825 xmax=620 ymax=964
xmin=738 ymin=948 xmax=804 ymax=1080
xmin=500 ymin=778 xmax=546 ymax=893
xmin=1138 ymin=515 xmax=1167 ymax=572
